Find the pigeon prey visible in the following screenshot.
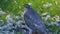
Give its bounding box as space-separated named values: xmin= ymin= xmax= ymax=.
xmin=23 ymin=4 xmax=48 ymax=34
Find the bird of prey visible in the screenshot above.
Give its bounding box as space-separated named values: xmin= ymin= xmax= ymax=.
xmin=23 ymin=4 xmax=48 ymax=34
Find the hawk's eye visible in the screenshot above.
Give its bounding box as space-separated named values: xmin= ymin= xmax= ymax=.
xmin=23 ymin=4 xmax=30 ymax=8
